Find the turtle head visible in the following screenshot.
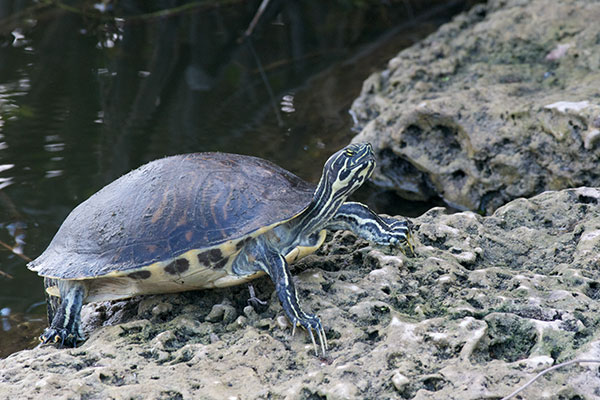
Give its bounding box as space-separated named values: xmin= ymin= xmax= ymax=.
xmin=320 ymin=142 xmax=375 ymax=200
xmin=296 ymin=143 xmax=375 ymax=235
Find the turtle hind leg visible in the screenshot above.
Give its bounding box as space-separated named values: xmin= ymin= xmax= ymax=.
xmin=247 ymin=284 xmax=268 ymax=309
xmin=40 ymin=280 xmax=86 ymax=347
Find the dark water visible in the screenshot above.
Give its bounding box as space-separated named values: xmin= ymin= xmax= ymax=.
xmin=0 ymin=0 xmax=474 ymax=357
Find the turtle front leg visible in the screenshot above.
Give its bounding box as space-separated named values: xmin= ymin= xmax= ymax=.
xmin=40 ymin=280 xmax=86 ymax=347
xmin=328 ymin=201 xmax=412 ymax=252
xmin=257 ymin=250 xmax=327 ymax=356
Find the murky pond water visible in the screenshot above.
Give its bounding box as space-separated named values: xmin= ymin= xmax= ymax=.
xmin=0 ymin=0 xmax=474 ymax=357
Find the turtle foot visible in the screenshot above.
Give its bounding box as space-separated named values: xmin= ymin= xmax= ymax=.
xmin=40 ymin=327 xmax=83 ymax=348
xmin=247 ymin=284 xmax=268 ymax=309
xmin=380 ymin=216 xmax=414 ymax=255
xmin=291 ymin=313 xmax=328 ymax=356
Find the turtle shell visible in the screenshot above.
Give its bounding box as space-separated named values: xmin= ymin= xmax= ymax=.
xmin=29 ymin=153 xmax=315 ymax=280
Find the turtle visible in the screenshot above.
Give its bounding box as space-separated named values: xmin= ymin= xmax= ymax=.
xmin=28 ymin=142 xmax=411 ymax=355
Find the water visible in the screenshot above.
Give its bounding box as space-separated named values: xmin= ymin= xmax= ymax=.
xmin=0 ymin=0 xmax=474 ymax=357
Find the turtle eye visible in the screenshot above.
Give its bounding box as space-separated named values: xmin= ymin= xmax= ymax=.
xmin=344 ymin=149 xmax=355 ymax=157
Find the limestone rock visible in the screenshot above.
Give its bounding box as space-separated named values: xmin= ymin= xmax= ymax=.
xmin=351 ymin=0 xmax=600 ymax=213
xmin=1 ymin=187 xmax=598 ymax=399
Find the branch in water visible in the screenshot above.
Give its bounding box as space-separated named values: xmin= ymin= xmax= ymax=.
xmin=0 ymin=239 xmax=31 ymax=264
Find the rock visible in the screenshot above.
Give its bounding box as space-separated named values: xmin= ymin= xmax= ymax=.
xmin=351 ymin=0 xmax=600 ymax=213
xmin=243 ymin=305 xmax=259 ymax=320
xmin=151 ymin=302 xmax=173 ymax=318
xmin=205 ymin=303 xmax=237 ymax=324
xmin=318 ymin=382 xmax=359 ymax=400
xmin=392 ymin=371 xmax=410 ymax=392
xmin=1 ymin=187 xmax=598 ymax=399
xmin=275 ymin=315 xmax=290 ymax=330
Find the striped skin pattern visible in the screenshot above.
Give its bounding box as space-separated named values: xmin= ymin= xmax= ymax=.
xmin=33 ymin=143 xmax=411 ymax=354
xmin=229 ymin=143 xmax=410 ymax=354
xmin=326 ymin=202 xmax=411 ymax=248
xmin=41 ymin=279 xmax=86 ymax=346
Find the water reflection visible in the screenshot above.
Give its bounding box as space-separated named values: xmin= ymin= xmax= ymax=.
xmin=1 ymin=307 xmax=11 ymax=332
xmin=0 ymin=163 xmax=13 ymax=173
xmin=280 ymin=94 xmax=295 ymax=114
xmin=0 ymin=0 xmax=476 ymax=356
xmin=0 ymin=177 xmax=12 ymax=191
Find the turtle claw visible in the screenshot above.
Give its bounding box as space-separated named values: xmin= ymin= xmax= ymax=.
xmin=315 ymin=324 xmax=327 ymax=356
xmin=307 ymin=328 xmax=318 ymax=355
xmin=376 ymin=216 xmax=414 ymax=255
xmin=292 ymin=314 xmax=328 ymax=356
xmin=40 ymin=327 xmax=82 ymax=348
xmin=320 ymin=324 xmax=328 ymax=351
xmin=405 ymin=236 xmax=415 ymax=256
xmin=40 ymin=327 xmax=67 ymax=347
